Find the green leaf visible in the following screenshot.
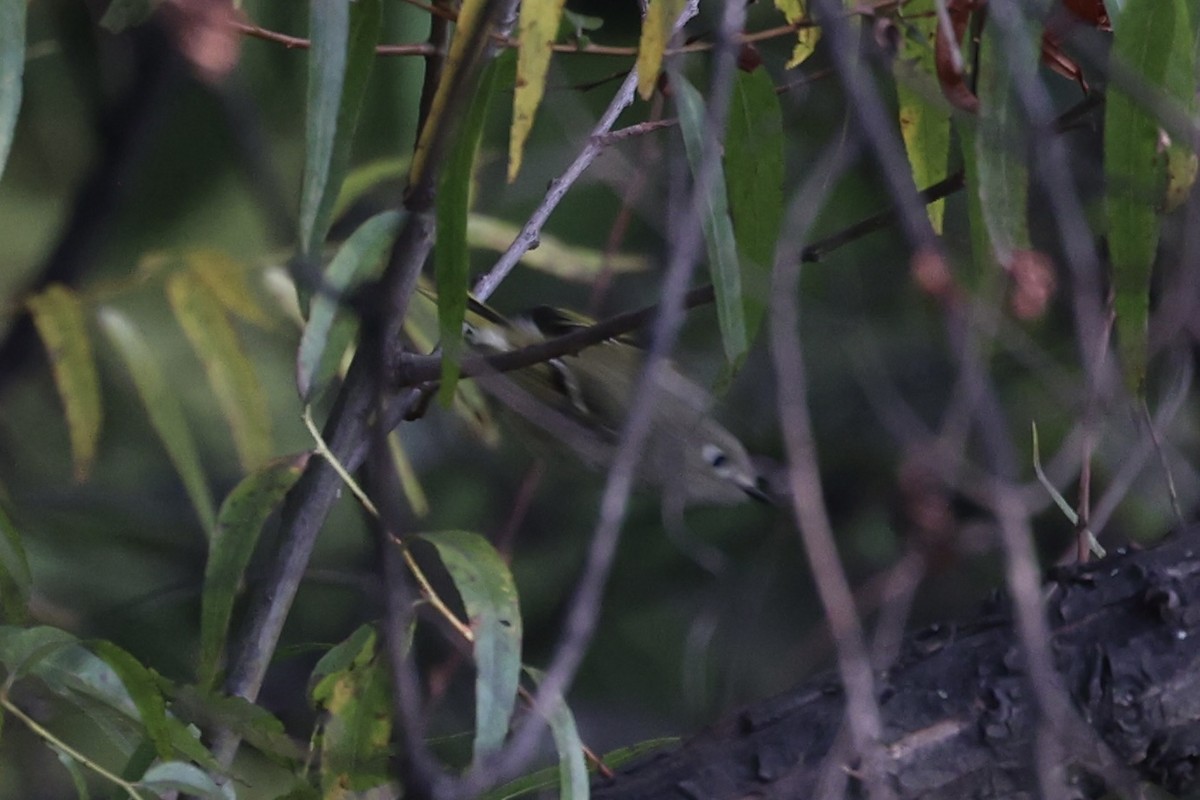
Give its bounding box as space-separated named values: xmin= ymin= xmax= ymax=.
xmin=480 ymin=736 xmax=678 ymax=800
xmin=0 ymin=505 xmax=30 ymax=623
xmin=309 ymin=624 xmax=377 ymax=702
xmin=91 ymin=641 xmax=172 ymax=760
xmin=894 ymin=0 xmax=951 ymax=233
xmin=675 ymin=75 xmax=747 ymax=363
xmin=50 ymin=745 xmax=91 ymax=800
xmin=310 ymin=626 xmax=392 ymax=793
xmin=167 ymin=272 xmax=273 ymax=471
xmin=98 ymin=308 xmax=217 ymax=534
xmin=26 ymin=285 xmax=103 ymax=481
xmin=200 ymin=453 xmax=309 ymax=688
xmin=332 ymin=155 xmax=411 ymax=222
xmin=1106 ymin=0 xmax=1192 ymax=393
xmin=298 ymin=0 xmax=382 ymax=259
xmin=167 ymin=683 xmax=305 ymax=763
xmin=0 ymin=0 xmax=26 ymax=181
xmin=138 ymin=761 xmax=232 ymax=800
xmin=467 ymin=214 xmax=648 ymax=281
xmin=725 ymin=67 xmax=783 ymax=345
xmin=416 ymin=531 xmax=522 ymax=762
xmin=974 ymin=17 xmax=1035 ymax=265
xmin=436 ymin=52 xmax=509 ymax=406
xmin=296 ymin=210 xmax=401 ymax=400
xmin=524 ymin=667 xmax=586 ymax=800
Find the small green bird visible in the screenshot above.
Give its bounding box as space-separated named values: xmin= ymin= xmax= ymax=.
xmin=462 ymin=303 xmax=772 ymax=507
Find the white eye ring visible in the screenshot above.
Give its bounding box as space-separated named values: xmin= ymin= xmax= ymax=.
xmin=702 ymin=444 xmax=729 ymax=472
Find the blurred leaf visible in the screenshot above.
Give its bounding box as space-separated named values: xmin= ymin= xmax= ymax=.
xmin=296 ymin=210 xmax=401 ymax=400
xmin=299 ymin=0 xmax=381 ymax=259
xmin=725 ymin=67 xmax=783 ymax=344
xmin=26 ymin=284 xmax=102 ymax=481
xmin=138 ymin=761 xmax=232 ymax=800
xmin=167 ymin=272 xmax=272 ymax=471
xmin=894 ymin=0 xmax=951 ymax=233
xmin=200 ymin=453 xmax=310 ymax=688
xmin=98 ymin=308 xmax=217 ymax=534
xmin=774 ymin=0 xmax=820 ymax=68
xmin=332 ymin=155 xmax=411 ymax=221
xmin=91 ymin=641 xmax=172 ymax=760
xmin=310 ymin=626 xmax=392 ymax=793
xmin=99 ymin=0 xmax=159 ymax=32
xmin=467 ymin=214 xmax=648 ymax=280
xmin=168 ymin=683 xmax=305 ymax=763
xmin=0 ymin=0 xmax=25 ymax=181
xmin=525 ymin=667 xmax=587 ymax=800
xmin=417 ymin=531 xmax=521 ymax=761
xmin=49 ymin=744 xmax=91 ymax=799
xmin=675 ymin=75 xmax=747 ymax=363
xmin=974 ymin=18 xmax=1034 ymax=266
xmin=636 ymin=0 xmax=687 ymax=99
xmin=183 ymin=249 xmax=274 ymax=328
xmin=510 ymin=0 xmax=567 ymax=182
xmin=1106 ymin=0 xmax=1188 ymax=394
xmin=437 ymin=53 xmax=508 ymax=406
xmin=0 ymin=505 xmax=30 ymax=623
xmin=411 ymin=0 xmax=489 ymax=188
xmin=389 ymin=433 xmax=430 ymax=517
xmin=480 ymin=736 xmax=678 ymax=800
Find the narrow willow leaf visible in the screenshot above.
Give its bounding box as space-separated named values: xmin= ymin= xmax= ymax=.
xmin=510 ymin=0 xmax=567 ymax=182
xmin=167 ymin=683 xmax=306 ymax=763
xmin=296 ymin=210 xmax=401 ymax=400
xmin=99 ymin=0 xmax=159 ymax=32
xmin=0 ymin=505 xmax=30 ymax=624
xmin=524 ymin=667 xmax=587 ymax=800
xmin=774 ymin=0 xmax=819 ymax=68
xmin=894 ymin=0 xmax=951 ymax=233
xmin=310 ymin=626 xmax=392 ymax=793
xmin=411 ymin=0 xmax=489 ymax=188
xmin=0 ymin=0 xmax=26 ymax=181
xmin=1106 ymin=0 xmax=1187 ymax=394
xmin=332 ymin=155 xmax=411 ymax=221
xmin=417 ymin=531 xmax=521 ymax=761
xmin=98 ymin=308 xmax=217 ymax=534
xmin=183 ymin=249 xmax=273 ymax=328
xmin=468 ymin=214 xmax=648 ymax=280
xmin=138 ymin=761 xmax=232 ymax=800
xmin=675 ymin=75 xmax=747 ymax=362
xmin=974 ymin=19 xmax=1034 ymax=267
xmin=91 ymin=641 xmax=172 ymax=760
xmin=26 ymin=285 xmax=102 ymax=481
xmin=480 ymin=737 xmax=678 ymax=800
xmin=636 ymin=0 xmax=687 ymax=100
xmin=299 ymin=0 xmax=381 ymax=258
xmin=437 ymin=54 xmax=508 ymax=405
xmin=167 ymin=272 xmax=272 ymax=471
xmin=388 ymin=433 xmax=429 ymax=517
xmin=50 ymin=745 xmax=91 ymax=799
xmin=200 ymin=453 xmax=309 ymax=688
xmin=725 ymin=68 xmax=783 ymax=345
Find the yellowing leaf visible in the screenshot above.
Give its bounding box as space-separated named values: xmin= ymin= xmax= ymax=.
xmin=467 ymin=214 xmax=648 ymax=280
xmin=510 ymin=0 xmax=567 ymax=183
xmin=167 ymin=272 xmax=273 ymax=471
xmin=26 ymin=285 xmax=102 ymax=481
xmin=636 ymin=0 xmax=687 ymax=100
xmin=894 ymin=0 xmax=950 ymax=233
xmin=775 ymin=0 xmax=819 ymax=69
xmin=411 ymin=0 xmax=489 ymax=188
xmin=182 ymin=249 xmax=273 ymax=328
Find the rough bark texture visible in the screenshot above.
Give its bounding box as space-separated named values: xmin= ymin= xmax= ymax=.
xmin=592 ymin=527 xmax=1200 ymax=799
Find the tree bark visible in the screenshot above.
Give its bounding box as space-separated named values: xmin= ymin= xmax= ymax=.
xmin=593 ymin=527 xmax=1200 ymax=799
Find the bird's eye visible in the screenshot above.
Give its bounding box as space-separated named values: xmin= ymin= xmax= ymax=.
xmin=702 ymin=444 xmax=728 ymax=470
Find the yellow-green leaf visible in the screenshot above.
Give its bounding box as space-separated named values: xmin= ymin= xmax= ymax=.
xmin=510 ymin=0 xmax=567 ymax=183
xmin=775 ymin=0 xmax=819 ymax=69
xmin=894 ymin=0 xmax=950 ymax=233
xmin=411 ymin=0 xmax=489 ymax=188
xmin=388 ymin=433 xmax=429 ymax=518
xmin=468 ymin=214 xmax=648 ymax=280
xmin=0 ymin=504 xmax=31 ymax=624
xmin=182 ymin=249 xmax=273 ymax=328
xmin=167 ymin=272 xmax=272 ymax=471
xmin=99 ymin=308 xmax=217 ymax=534
xmin=636 ymin=0 xmax=687 ymax=100
xmin=26 ymin=285 xmax=102 ymax=481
